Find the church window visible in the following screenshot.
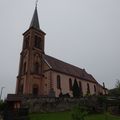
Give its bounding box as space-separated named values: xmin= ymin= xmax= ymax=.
xmin=94 ymin=85 xmax=96 ymax=93
xmin=57 ymin=75 xmax=61 ymax=89
xmin=69 ymin=78 xmax=72 ymax=90
xmin=87 ymin=83 xmax=90 ymax=94
xmin=34 ymin=36 xmax=41 ymax=49
xmin=79 ymin=81 xmax=82 ymax=92
xmin=79 ymin=81 xmax=83 ymax=96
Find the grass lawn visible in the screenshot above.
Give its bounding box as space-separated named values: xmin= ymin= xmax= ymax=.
xmin=30 ymin=111 xmax=120 ymax=120
xmin=85 ymin=114 xmax=120 ymax=120
xmin=30 ymin=111 xmax=71 ymax=120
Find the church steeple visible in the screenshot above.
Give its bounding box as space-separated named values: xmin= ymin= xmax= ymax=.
xmin=16 ymin=5 xmax=46 ymax=96
xmin=29 ymin=6 xmax=40 ymax=30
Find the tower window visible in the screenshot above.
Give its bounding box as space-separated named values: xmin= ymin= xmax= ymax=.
xmin=19 ymin=84 xmax=23 ymax=94
xmin=23 ymin=62 xmax=26 ymax=74
xmin=69 ymin=78 xmax=72 ymax=90
xmin=34 ymin=62 xmax=40 ymax=74
xmin=34 ymin=36 xmax=41 ymax=49
xmin=57 ymin=75 xmax=61 ymax=89
xmin=23 ymin=36 xmax=29 ymax=49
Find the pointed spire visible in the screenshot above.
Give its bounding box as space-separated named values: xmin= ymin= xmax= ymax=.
xmin=29 ymin=6 xmax=40 ymax=30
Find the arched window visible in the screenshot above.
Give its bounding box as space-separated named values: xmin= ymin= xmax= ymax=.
xmin=23 ymin=62 xmax=26 ymax=74
xmin=19 ymin=84 xmax=23 ymax=94
xmin=79 ymin=81 xmax=83 ymax=96
xmin=79 ymin=81 xmax=82 ymax=92
xmin=87 ymin=83 xmax=90 ymax=94
xmin=94 ymin=85 xmax=96 ymax=93
xmin=23 ymin=36 xmax=29 ymax=49
xmin=34 ymin=36 xmax=41 ymax=49
xmin=57 ymin=75 xmax=61 ymax=89
xmin=32 ymin=84 xmax=39 ymax=96
xmin=69 ymin=78 xmax=72 ymax=90
xmin=34 ymin=62 xmax=39 ymax=74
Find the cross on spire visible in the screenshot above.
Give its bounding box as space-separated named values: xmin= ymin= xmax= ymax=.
xmin=35 ymin=0 xmax=39 ymax=8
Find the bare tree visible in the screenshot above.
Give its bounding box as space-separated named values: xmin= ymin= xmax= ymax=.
xmin=115 ymin=79 xmax=120 ymax=89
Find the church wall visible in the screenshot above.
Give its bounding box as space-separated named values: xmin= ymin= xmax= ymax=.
xmin=81 ymin=81 xmax=96 ymax=95
xmin=42 ymin=62 xmax=105 ymax=97
xmin=20 ymin=74 xmax=43 ymax=95
xmin=80 ymin=80 xmax=86 ymax=95
xmin=43 ymin=71 xmax=51 ymax=95
xmin=30 ymin=75 xmax=41 ymax=94
xmin=43 ymin=59 xmax=50 ymax=71
xmin=51 ymin=71 xmax=73 ymax=97
xmin=43 ymin=61 xmax=52 ymax=95
xmin=96 ymin=84 xmax=107 ymax=95
xmin=50 ymin=71 xmax=98 ymax=97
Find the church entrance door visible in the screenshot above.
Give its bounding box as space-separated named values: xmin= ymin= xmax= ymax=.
xmin=32 ymin=84 xmax=39 ymax=96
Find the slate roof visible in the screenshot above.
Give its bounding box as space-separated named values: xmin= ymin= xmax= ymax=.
xmin=29 ymin=6 xmax=40 ymax=30
xmin=44 ymin=54 xmax=97 ymax=83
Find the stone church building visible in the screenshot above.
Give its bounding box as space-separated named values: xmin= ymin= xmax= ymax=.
xmin=16 ymin=7 xmax=107 ymax=97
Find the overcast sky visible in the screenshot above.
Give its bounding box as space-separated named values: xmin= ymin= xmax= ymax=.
xmin=0 ymin=0 xmax=120 ymax=99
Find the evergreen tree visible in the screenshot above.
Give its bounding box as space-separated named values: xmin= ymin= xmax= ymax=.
xmin=72 ymin=79 xmax=80 ymax=98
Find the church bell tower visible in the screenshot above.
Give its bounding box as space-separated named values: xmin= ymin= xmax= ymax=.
xmin=16 ymin=6 xmax=46 ymax=96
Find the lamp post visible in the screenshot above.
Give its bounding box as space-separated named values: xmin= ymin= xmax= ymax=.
xmin=0 ymin=87 xmax=5 ymax=100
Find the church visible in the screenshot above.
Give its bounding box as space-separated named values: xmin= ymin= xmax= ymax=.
xmin=16 ymin=6 xmax=107 ymax=97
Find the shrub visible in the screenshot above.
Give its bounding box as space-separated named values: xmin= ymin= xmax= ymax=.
xmin=0 ymin=100 xmax=5 ymax=111
xmin=71 ymin=105 xmax=88 ymax=120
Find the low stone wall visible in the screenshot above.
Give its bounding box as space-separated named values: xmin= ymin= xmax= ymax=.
xmin=23 ymin=97 xmax=82 ymax=113
xmin=6 ymin=95 xmax=107 ymax=114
